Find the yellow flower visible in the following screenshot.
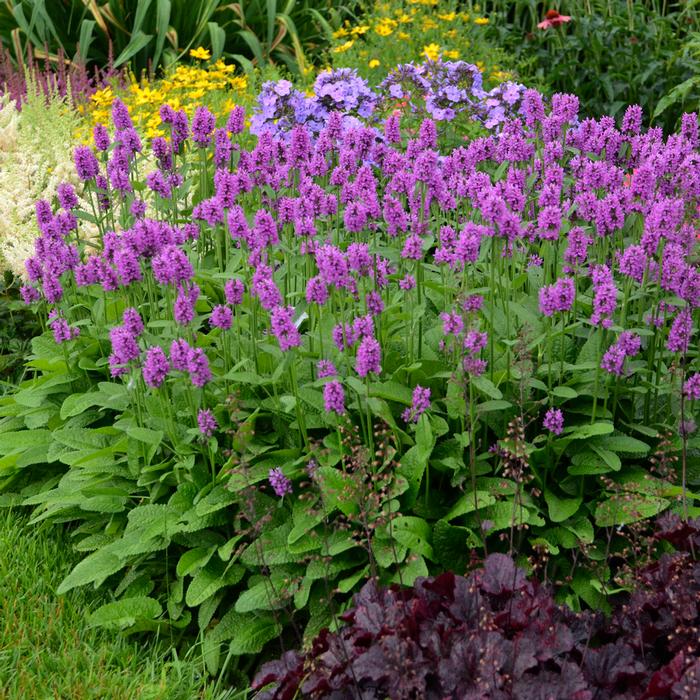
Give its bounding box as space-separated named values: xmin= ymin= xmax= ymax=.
xmin=474 ymin=17 xmax=489 ymax=25
xmin=438 ymin=12 xmax=456 ymax=22
xmin=332 ymin=39 xmax=355 ymax=53
xmin=189 ymin=47 xmax=211 ymax=60
xmin=369 ymin=59 xmax=380 ymax=68
xmin=445 ymin=29 xmax=458 ymax=39
xmin=443 ymin=49 xmax=460 ymax=59
xmin=476 ymin=61 xmax=485 ymax=71
xmin=333 ymin=27 xmax=349 ymax=38
xmin=396 ymin=12 xmax=413 ymax=23
xmin=351 ymin=24 xmax=370 ymax=36
xmin=423 ymin=43 xmax=440 ymax=61
xmin=398 ymin=31 xmax=410 ymax=40
xmin=422 ymin=18 xmax=438 ymax=30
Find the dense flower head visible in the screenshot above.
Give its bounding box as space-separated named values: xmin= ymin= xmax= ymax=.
xmin=402 ymin=385 xmax=431 ymax=423
xmin=539 ymin=277 xmax=576 ymax=316
xmin=191 ymin=106 xmax=216 ymax=146
xmin=188 ymin=348 xmax=212 ymax=387
xmin=317 ymin=360 xmax=337 ymax=378
xmin=73 ymin=145 xmax=99 ymax=181
xmin=49 ymin=313 xmax=80 ymax=344
xmin=142 ymin=346 xmax=170 ymax=388
xmin=268 ymin=467 xmax=292 ymax=498
xmin=210 ymin=304 xmax=233 ymax=330
xmin=323 ymin=380 xmax=346 ymax=415
xmin=601 ymin=331 xmax=642 ymax=376
xmin=197 ymin=409 xmax=218 ymax=438
xmin=543 ymin=408 xmax=564 ymax=435
xmin=356 ymin=335 xmax=381 ymax=377
xmin=270 ymin=305 xmax=301 ymax=351
xmin=683 ymin=373 xmax=700 ymax=400
xmin=224 ymin=278 xmax=245 ymax=305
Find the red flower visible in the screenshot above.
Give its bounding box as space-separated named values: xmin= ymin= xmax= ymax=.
xmin=537 ymin=9 xmax=572 ymax=29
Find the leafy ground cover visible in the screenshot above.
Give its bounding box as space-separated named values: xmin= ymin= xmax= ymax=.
xmin=0 ymin=507 xmax=244 ymax=700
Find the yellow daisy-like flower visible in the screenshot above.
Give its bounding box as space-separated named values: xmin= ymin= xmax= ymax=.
xmin=333 ymin=27 xmax=349 ymax=38
xmin=332 ymin=39 xmax=355 ymax=53
xmin=369 ymin=59 xmax=380 ymax=68
xmin=398 ymin=31 xmax=410 ymax=40
xmin=189 ymin=47 xmax=211 ymax=60
xmin=423 ymin=43 xmax=440 ymax=61
xmin=438 ymin=12 xmax=456 ymax=22
xmin=422 ymin=18 xmax=438 ymax=30
xmin=474 ymin=17 xmax=489 ymax=25
xmin=351 ymin=24 xmax=370 ymax=36
xmin=443 ymin=49 xmax=460 ymax=59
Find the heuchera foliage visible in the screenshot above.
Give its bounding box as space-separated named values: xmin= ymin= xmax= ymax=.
xmin=253 ymin=515 xmax=700 ymax=700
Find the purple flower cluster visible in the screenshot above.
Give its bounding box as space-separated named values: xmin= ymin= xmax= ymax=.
xmin=197 ymin=408 xmax=218 ymax=437
xmin=402 ymin=386 xmax=431 ymax=423
xmin=601 ymin=332 xmax=642 ymax=376
xmin=543 ymin=408 xmax=564 ymax=435
xmin=539 ymin=277 xmax=575 ymax=316
xmin=268 ymin=467 xmax=292 ymax=498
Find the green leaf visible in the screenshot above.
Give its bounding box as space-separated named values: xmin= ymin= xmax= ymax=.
xmin=316 ymin=467 xmax=359 ymax=517
xmin=544 ymin=490 xmax=581 ymax=523
xmin=176 ymin=547 xmax=216 ymax=578
xmin=186 ymin=559 xmax=245 ymax=607
xmin=235 ymin=576 xmax=292 ymax=613
xmin=595 ymin=494 xmax=669 ymax=527
xmin=597 ymin=435 xmax=650 ymax=456
xmin=207 ymin=608 xmax=281 ymax=653
xmin=57 ymin=549 xmax=124 ymax=594
xmin=444 ymin=491 xmax=496 ymax=521
xmin=391 ymin=516 xmax=434 ymax=560
xmin=87 ymin=597 xmax=161 ymax=630
xmin=565 ymin=422 xmax=614 ymax=440
xmin=552 ymin=386 xmax=578 ymax=399
xmin=470 ymin=375 xmax=502 ymax=399
xmin=113 ymin=29 xmax=153 ymax=68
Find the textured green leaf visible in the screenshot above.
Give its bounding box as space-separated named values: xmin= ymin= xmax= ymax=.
xmin=186 ymin=559 xmax=245 ymax=607
xmin=544 ymin=490 xmax=581 ymax=523
xmin=87 ymin=597 xmax=161 ymax=630
xmin=207 ymin=608 xmax=281 ymax=653
xmin=57 ymin=549 xmax=123 ymax=594
xmin=595 ymin=494 xmax=669 ymax=527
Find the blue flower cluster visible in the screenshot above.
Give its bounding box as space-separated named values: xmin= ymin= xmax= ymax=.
xmin=252 ymin=63 xmax=530 ymax=138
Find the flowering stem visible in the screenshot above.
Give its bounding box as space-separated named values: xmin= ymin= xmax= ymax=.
xmin=289 ymin=360 xmax=308 ymax=451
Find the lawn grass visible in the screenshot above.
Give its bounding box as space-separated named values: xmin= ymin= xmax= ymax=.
xmin=0 ymin=508 xmax=244 ymax=700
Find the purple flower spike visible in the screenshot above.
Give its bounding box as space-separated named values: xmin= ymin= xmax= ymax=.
xmin=683 ymin=373 xmax=700 ymax=401
xmin=323 ymin=380 xmax=345 ymax=415
xmin=270 ymin=305 xmax=302 ymax=351
xmin=143 ymin=346 xmax=170 ymax=388
xmin=356 ymin=336 xmax=381 ymax=378
xmin=402 ymin=385 xmax=431 ymax=423
xmin=269 ymin=467 xmax=292 ymax=498
xmin=198 ymin=409 xmax=218 ymax=438
xmin=73 ymin=145 xmax=99 ymax=181
xmin=543 ymin=408 xmax=564 ymax=436
xmin=210 ymin=305 xmax=233 ymax=330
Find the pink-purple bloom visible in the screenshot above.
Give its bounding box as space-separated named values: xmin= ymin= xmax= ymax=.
xmin=402 ymin=385 xmax=431 ymax=423
xmin=143 ymin=346 xmax=170 ymax=388
xmin=543 ymin=408 xmax=564 ymax=435
xmin=268 ymin=467 xmax=292 ymax=497
xmin=197 ymin=409 xmax=218 ymax=437
xmin=323 ymin=380 xmax=346 ymax=415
